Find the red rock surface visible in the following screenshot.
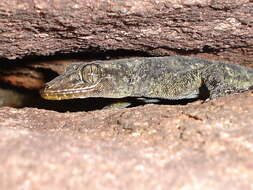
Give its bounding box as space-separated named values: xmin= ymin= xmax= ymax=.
xmin=0 ymin=0 xmax=252 ymax=65
xmin=0 ymin=91 xmax=252 ymax=189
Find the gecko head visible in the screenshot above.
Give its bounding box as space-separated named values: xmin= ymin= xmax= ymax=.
xmin=40 ymin=62 xmax=132 ymax=100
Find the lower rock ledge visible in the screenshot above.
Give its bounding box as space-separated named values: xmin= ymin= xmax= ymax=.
xmin=0 ymin=91 xmax=252 ymax=189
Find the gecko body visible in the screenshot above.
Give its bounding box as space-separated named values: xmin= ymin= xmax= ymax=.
xmin=40 ymin=56 xmax=253 ymax=107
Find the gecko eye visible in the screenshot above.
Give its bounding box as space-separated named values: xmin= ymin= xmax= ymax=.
xmin=80 ymin=64 xmax=102 ymax=84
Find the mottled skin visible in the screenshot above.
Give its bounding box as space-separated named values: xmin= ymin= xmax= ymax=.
xmin=40 ymin=56 xmax=253 ymax=107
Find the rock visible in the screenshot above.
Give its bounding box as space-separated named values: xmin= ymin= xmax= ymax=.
xmin=0 ymin=0 xmax=252 ymax=65
xmin=0 ymin=91 xmax=252 ymax=189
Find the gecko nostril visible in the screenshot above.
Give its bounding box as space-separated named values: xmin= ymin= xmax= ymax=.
xmin=43 ymin=83 xmax=50 ymax=90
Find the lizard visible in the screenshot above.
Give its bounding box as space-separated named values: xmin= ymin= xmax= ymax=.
xmin=40 ymin=56 xmax=253 ymax=108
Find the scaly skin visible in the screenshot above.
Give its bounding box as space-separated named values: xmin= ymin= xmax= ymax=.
xmin=40 ymin=56 xmax=253 ymax=103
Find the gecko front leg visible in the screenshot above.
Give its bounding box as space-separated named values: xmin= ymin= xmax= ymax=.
xmin=201 ymin=64 xmax=248 ymax=99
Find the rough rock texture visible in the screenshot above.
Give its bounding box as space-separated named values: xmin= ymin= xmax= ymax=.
xmin=0 ymin=91 xmax=253 ymax=189
xmin=0 ymin=0 xmax=253 ymax=64
xmin=1 ymin=0 xmax=253 ymax=89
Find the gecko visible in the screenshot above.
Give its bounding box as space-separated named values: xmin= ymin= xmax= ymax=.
xmin=40 ymin=56 xmax=253 ymax=108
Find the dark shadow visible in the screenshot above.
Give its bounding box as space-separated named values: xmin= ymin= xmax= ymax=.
xmin=0 ymin=49 xmax=151 ymax=65
xmin=0 ymin=83 xmax=202 ymax=112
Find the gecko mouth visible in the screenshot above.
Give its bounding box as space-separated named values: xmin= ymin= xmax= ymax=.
xmin=40 ymin=85 xmax=98 ymax=100
xmin=40 ymin=89 xmax=91 ymax=100
xmin=41 ymin=92 xmax=77 ymax=101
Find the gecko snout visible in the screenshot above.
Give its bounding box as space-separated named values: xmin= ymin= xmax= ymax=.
xmin=42 ymin=83 xmax=50 ymax=90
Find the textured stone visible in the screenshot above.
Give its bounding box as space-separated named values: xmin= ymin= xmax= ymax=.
xmin=0 ymin=91 xmax=252 ymax=189
xmin=0 ymin=0 xmax=252 ymax=65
